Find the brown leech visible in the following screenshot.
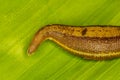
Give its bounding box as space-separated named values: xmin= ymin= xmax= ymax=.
xmin=27 ymin=24 xmax=120 ymax=60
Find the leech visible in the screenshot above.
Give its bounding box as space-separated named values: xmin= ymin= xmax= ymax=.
xmin=27 ymin=24 xmax=120 ymax=60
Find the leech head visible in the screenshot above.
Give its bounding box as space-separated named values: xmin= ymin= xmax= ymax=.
xmin=27 ymin=45 xmax=37 ymax=56
xmin=27 ymin=27 xmax=49 ymax=56
xmin=27 ymin=24 xmax=62 ymax=55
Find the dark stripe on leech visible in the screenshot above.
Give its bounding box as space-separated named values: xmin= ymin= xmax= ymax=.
xmin=61 ymin=33 xmax=120 ymax=53
xmin=80 ymin=36 xmax=120 ymax=53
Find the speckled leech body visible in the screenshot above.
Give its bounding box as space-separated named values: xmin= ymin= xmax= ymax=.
xmin=27 ymin=24 xmax=120 ymax=60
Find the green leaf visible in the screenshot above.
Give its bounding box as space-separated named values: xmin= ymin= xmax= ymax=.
xmin=0 ymin=0 xmax=120 ymax=80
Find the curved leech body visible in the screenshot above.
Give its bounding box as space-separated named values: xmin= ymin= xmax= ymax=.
xmin=28 ymin=24 xmax=120 ymax=60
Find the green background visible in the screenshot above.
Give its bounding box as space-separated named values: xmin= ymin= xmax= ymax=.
xmin=0 ymin=0 xmax=120 ymax=80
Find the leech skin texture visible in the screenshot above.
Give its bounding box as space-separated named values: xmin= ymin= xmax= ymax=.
xmin=28 ymin=24 xmax=120 ymax=60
